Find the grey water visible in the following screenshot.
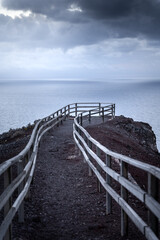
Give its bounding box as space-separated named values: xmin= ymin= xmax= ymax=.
xmin=0 ymin=80 xmax=160 ymax=150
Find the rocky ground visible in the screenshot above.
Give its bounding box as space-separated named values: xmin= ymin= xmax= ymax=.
xmin=86 ymin=115 xmax=160 ymax=193
xmin=86 ymin=115 xmax=160 ymax=167
xmin=0 ymin=123 xmax=34 ymax=163
xmin=0 ymin=116 xmax=160 ymax=239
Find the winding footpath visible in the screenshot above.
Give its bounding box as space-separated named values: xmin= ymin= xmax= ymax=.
xmin=12 ymin=118 xmax=146 ymax=240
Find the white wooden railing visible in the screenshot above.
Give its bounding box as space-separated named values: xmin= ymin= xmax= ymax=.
xmin=0 ymin=102 xmax=159 ymax=240
xmin=73 ymin=106 xmax=160 ymax=240
xmin=0 ymin=103 xmax=114 ymax=240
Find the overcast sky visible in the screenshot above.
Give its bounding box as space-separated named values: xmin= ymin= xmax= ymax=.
xmin=0 ymin=0 xmax=160 ymax=81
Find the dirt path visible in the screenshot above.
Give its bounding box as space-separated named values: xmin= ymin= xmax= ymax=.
xmin=12 ymin=118 xmax=146 ymax=240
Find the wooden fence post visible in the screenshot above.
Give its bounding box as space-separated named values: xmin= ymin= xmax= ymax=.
xmin=64 ymin=107 xmax=66 ymax=120
xmin=75 ymin=103 xmax=78 ymax=117
xmin=99 ymin=103 xmax=101 ymax=116
xmin=82 ymin=134 xmax=88 ymax=163
xmin=113 ymin=104 xmax=115 ymax=118
xmin=102 ymin=107 xmax=104 ymax=122
xmin=4 ymin=167 xmax=12 ymax=240
xmin=120 ymin=161 xmax=128 ymax=236
xmin=96 ymin=147 xmax=101 ymax=192
xmin=57 ymin=111 xmax=59 ymax=127
xmin=25 ymin=152 xmax=31 ymax=200
xmin=148 ymin=173 xmax=159 ymax=236
xmin=88 ymin=140 xmax=93 ymax=176
xmin=106 ymin=155 xmax=112 ymax=214
xmin=77 ymin=126 xmax=81 ymax=156
xmin=68 ymin=105 xmax=70 ymax=117
xmin=80 ymin=113 xmax=83 ymax=126
xmin=60 ymin=109 xmax=63 ymax=125
xmin=18 ymin=159 xmax=24 ymax=223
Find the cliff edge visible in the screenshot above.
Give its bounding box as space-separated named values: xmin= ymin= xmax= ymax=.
xmin=86 ymin=115 xmax=160 ymax=167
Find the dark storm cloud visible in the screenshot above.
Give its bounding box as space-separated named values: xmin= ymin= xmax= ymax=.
xmin=1 ymin=0 xmax=134 ymax=20
xmin=2 ymin=0 xmax=160 ymax=20
xmin=79 ymin=0 xmax=134 ymax=19
xmin=2 ymin=0 xmax=160 ymax=43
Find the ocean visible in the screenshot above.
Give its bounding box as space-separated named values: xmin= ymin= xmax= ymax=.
xmin=0 ymin=80 xmax=160 ymax=150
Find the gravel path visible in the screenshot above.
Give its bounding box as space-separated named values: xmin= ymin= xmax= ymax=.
xmin=12 ymin=118 xmax=147 ymax=240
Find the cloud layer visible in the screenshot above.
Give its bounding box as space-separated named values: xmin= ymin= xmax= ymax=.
xmin=2 ymin=0 xmax=160 ymax=40
xmin=0 ymin=0 xmax=160 ymax=80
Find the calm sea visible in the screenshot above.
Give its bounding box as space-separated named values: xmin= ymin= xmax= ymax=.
xmin=0 ymin=80 xmax=160 ymax=150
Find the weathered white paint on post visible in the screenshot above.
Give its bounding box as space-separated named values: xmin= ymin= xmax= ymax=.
xmin=18 ymin=160 xmax=24 ymax=223
xmin=99 ymin=103 xmax=101 ymax=116
xmin=106 ymin=154 xmax=112 ymax=214
xmin=64 ymin=107 xmax=66 ymax=120
xmin=113 ymin=104 xmax=115 ymax=118
xmin=76 ymin=125 xmax=82 ymax=156
xmin=68 ymin=105 xmax=70 ymax=117
xmin=88 ymin=140 xmax=93 ymax=176
xmin=57 ymin=111 xmax=59 ymax=127
xmin=60 ymin=109 xmax=63 ymax=125
xmin=25 ymin=154 xmax=30 ymax=200
xmin=96 ymin=146 xmax=101 ymax=192
xmin=75 ymin=103 xmax=78 ymax=117
xmin=120 ymin=161 xmax=128 ymax=236
xmin=83 ymin=134 xmax=87 ymax=163
xmin=148 ymin=173 xmax=159 ymax=236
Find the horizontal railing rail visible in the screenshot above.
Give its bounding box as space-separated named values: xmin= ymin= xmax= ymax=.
xmin=0 ymin=102 xmax=114 ymax=240
xmin=73 ymin=108 xmax=160 ymax=240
